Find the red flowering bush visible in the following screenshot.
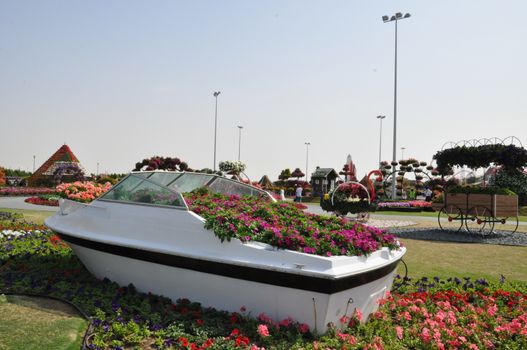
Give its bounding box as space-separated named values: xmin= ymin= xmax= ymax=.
xmin=56 ymin=181 xmax=112 ymax=203
xmin=0 ymin=167 xmax=5 ymax=186
xmin=24 ymin=196 xmax=59 ymax=206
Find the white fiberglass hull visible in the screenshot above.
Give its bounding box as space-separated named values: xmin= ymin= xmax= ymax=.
xmin=69 ymin=242 xmax=401 ymax=332
xmin=46 ymin=199 xmax=406 ymax=333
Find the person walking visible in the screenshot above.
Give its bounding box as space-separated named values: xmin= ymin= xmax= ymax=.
xmin=295 ymin=185 xmax=303 ymax=202
xmin=424 ymin=187 xmax=433 ymax=202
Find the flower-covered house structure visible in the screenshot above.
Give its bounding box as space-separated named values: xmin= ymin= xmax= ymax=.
xmin=310 ymin=167 xmax=339 ymax=197
xmin=28 ymin=144 xmax=86 ymax=187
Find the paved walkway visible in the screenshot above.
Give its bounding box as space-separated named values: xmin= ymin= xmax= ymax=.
xmin=0 ymin=196 xmax=59 ymax=212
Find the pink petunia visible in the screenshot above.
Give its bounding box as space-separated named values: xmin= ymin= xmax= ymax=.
xmin=257 ymin=324 xmax=269 ymax=337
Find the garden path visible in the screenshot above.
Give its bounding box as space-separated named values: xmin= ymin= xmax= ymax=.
xmin=0 ymin=196 xmax=59 ymax=212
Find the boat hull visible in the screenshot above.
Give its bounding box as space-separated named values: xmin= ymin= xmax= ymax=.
xmin=66 ymin=240 xmax=402 ymax=333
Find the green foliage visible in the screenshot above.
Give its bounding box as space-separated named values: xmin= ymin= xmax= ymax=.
xmin=447 ymin=185 xmax=517 ymax=195
xmin=278 ymin=168 xmax=292 ymax=180
xmin=434 ymin=144 xmax=527 ymax=175
xmin=320 ymin=194 xmax=375 ymax=216
xmin=491 ymin=170 xmax=527 ymax=205
xmin=2 ymin=168 xmax=32 ymax=177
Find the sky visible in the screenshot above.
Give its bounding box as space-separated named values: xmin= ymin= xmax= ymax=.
xmin=1 ymin=1 xmax=526 ymax=181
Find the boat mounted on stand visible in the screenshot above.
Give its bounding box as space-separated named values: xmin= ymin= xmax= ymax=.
xmin=45 ymin=171 xmax=406 ymax=332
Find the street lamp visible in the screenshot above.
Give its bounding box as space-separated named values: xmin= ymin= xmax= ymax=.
xmin=237 ymin=125 xmax=243 ymax=161
xmin=401 ymin=147 xmax=406 ymax=159
xmin=213 ymin=91 xmax=221 ymax=171
xmin=33 ymin=155 xmax=36 ymax=172
xmin=376 ymin=115 xmax=386 ymax=167
xmin=382 ymin=12 xmax=411 ymax=199
xmin=96 ymin=162 xmax=100 ymax=177
xmin=304 ymin=142 xmax=311 ymax=183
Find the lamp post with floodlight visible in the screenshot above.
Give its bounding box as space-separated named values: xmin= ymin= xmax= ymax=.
xmin=376 ymin=115 xmax=386 ymax=167
xmin=213 ymin=91 xmax=221 ymax=171
xmin=382 ymin=12 xmax=411 ymax=198
xmin=304 ymin=142 xmax=310 ymax=183
xmin=237 ymin=125 xmax=243 ymax=161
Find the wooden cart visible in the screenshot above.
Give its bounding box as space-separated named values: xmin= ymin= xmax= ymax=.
xmin=437 ymin=192 xmax=519 ymax=234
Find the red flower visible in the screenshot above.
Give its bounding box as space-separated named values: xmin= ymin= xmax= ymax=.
xmin=178 ymin=337 xmax=189 ymax=346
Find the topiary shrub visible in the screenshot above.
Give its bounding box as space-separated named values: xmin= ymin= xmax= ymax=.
xmin=491 ymin=170 xmax=527 ymax=205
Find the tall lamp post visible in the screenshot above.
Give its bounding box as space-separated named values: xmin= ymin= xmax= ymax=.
xmin=237 ymin=125 xmax=243 ymax=161
xmin=376 ymin=115 xmax=386 ymax=167
xmin=213 ymin=91 xmax=221 ymax=171
xmin=32 ymin=155 xmax=36 ymax=172
xmin=96 ymin=162 xmax=100 ymax=177
xmin=382 ymin=12 xmax=411 ymax=199
xmin=401 ymin=147 xmax=406 ymax=159
xmin=304 ymin=142 xmax=311 ymax=183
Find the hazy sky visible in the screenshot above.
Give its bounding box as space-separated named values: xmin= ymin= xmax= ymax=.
xmin=1 ymin=1 xmax=526 ymax=181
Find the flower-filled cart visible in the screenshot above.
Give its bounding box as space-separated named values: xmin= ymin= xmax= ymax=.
xmin=437 ymin=188 xmax=519 ymax=234
xmin=320 ymin=171 xmax=382 ymax=222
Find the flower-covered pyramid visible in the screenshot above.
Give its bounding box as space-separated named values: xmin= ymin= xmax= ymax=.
xmin=28 ymin=144 xmax=85 ymax=187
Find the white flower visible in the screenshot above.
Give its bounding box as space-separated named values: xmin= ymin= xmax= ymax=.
xmin=0 ymin=229 xmax=26 ymax=238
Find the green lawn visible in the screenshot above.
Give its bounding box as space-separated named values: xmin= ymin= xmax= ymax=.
xmin=398 ymin=238 xmax=527 ymax=283
xmin=0 ymin=295 xmax=87 ymax=350
xmin=0 ymin=208 xmax=54 ymax=225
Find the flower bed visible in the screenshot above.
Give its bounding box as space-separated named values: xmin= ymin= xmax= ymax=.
xmin=377 ymin=200 xmax=432 ymax=212
xmin=24 ymin=196 xmax=59 ymax=207
xmin=185 ymin=190 xmax=398 ymax=257
xmin=56 ymin=181 xmax=112 ymax=203
xmin=0 ymin=187 xmax=56 ymax=196
xmin=1 ymin=223 xmax=526 ymax=349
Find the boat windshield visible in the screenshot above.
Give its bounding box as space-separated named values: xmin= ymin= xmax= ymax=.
xmin=101 ymin=171 xmax=272 ymax=206
xmin=100 ymin=175 xmax=186 ymax=208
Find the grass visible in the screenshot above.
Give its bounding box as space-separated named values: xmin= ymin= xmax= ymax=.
xmin=0 ymin=208 xmax=54 ymax=225
xmin=398 ymin=238 xmax=527 ymax=283
xmin=0 ymin=295 xmax=87 ymax=350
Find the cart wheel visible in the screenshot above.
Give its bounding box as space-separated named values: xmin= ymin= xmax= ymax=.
xmin=438 ymin=205 xmax=463 ymax=232
xmin=465 ymin=206 xmax=494 ymax=234
xmin=495 ymin=216 xmax=519 ymax=234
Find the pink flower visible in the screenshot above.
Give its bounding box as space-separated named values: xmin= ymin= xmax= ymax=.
xmin=257 ymin=324 xmax=269 ymax=337
xmin=395 ymin=326 xmax=403 ymax=340
xmin=354 ymin=308 xmax=363 ymax=322
xmin=298 ymin=323 xmax=310 ymax=334
xmin=421 ymin=327 xmax=431 ymax=343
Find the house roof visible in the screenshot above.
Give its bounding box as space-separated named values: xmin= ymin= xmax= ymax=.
xmin=311 ymin=168 xmax=338 ymax=178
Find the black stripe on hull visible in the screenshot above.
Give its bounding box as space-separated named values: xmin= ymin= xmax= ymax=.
xmin=57 ymin=233 xmax=401 ymax=294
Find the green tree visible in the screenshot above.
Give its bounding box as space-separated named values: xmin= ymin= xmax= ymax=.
xmin=278 ymin=168 xmax=291 ymax=181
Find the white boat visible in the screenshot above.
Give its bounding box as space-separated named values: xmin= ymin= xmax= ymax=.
xmin=45 ymin=171 xmax=406 ymax=332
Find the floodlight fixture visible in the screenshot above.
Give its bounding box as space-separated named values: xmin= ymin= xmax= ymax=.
xmin=381 ymin=12 xmax=412 ymax=198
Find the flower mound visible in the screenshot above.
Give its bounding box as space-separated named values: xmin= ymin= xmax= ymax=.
xmin=0 ymin=187 xmax=55 ymax=196
xmin=24 ymin=196 xmax=59 ymax=207
xmin=377 ymin=200 xmax=431 ymax=209
xmin=56 ymin=181 xmax=112 ymax=203
xmin=185 ymin=191 xmax=399 ymax=257
xmin=1 ymin=219 xmax=526 ymax=349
